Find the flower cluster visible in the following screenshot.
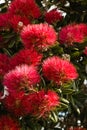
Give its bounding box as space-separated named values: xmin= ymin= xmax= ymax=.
xmin=1 ymin=0 xmax=86 ymax=129
xmin=0 ymin=13 xmax=26 ymax=32
xmin=42 ymin=56 xmax=78 ymax=85
xmin=45 ymin=9 xmax=63 ymax=24
xmin=8 ymin=0 xmax=41 ymax=19
xmin=0 ymin=115 xmax=21 ymax=130
xmin=0 ymin=0 xmax=41 ymax=32
xmin=2 ymin=89 xmax=60 ymax=118
xmin=0 ymin=17 xmax=79 ymax=121
xmin=1 ymin=54 xmax=78 ymax=118
xmin=0 ymin=13 xmax=11 ymax=29
xmin=2 ymin=91 xmax=25 ymax=116
xmin=21 ymin=23 xmax=57 ymax=50
xmin=9 ymin=49 xmax=42 ymax=70
xmin=59 ymin=23 xmax=87 ymax=45
xmin=21 ymin=89 xmax=60 ymax=118
xmin=10 ymin=15 xmax=30 ymax=32
xmin=3 ymin=64 xmax=40 ymax=91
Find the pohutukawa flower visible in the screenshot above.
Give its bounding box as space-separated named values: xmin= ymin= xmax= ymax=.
xmin=42 ymin=56 xmax=78 ymax=85
xmin=9 ymin=49 xmax=42 ymax=70
xmin=21 ymin=89 xmax=60 ymax=118
xmin=45 ymin=9 xmax=63 ymax=24
xmin=2 ymin=91 xmax=25 ymax=116
xmin=10 ymin=15 xmax=30 ymax=32
xmin=59 ymin=23 xmax=87 ymax=45
xmin=0 ymin=13 xmax=11 ymax=29
xmin=0 ymin=54 xmax=10 ymax=79
xmin=8 ymin=0 xmax=41 ymax=19
xmin=3 ymin=64 xmax=40 ymax=91
xmin=0 ymin=115 xmax=21 ymax=130
xmin=21 ymin=23 xmax=57 ymax=50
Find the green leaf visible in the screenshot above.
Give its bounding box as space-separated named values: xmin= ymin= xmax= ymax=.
xmin=61 ymin=97 xmax=69 ymax=104
xmin=49 ymin=111 xmax=58 ymax=123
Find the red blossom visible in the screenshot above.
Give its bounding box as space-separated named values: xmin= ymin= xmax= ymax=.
xmin=21 ymin=89 xmax=60 ymax=118
xmin=0 ymin=115 xmax=21 ymax=130
xmin=0 ymin=13 xmax=11 ymax=29
xmin=10 ymin=15 xmax=30 ymax=32
xmin=21 ymin=23 xmax=57 ymax=50
xmin=45 ymin=9 xmax=63 ymax=24
xmin=2 ymin=89 xmax=59 ymax=118
xmin=42 ymin=56 xmax=78 ymax=85
xmin=77 ymin=23 xmax=87 ymax=36
xmin=3 ymin=64 xmax=40 ymax=91
xmin=2 ymin=91 xmax=25 ymax=116
xmin=9 ymin=49 xmax=42 ymax=70
xmin=0 ymin=53 xmax=10 ymax=79
xmin=59 ymin=23 xmax=87 ymax=45
xmin=8 ymin=0 xmax=41 ymax=19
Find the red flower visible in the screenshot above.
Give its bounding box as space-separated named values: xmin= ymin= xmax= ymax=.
xmin=42 ymin=56 xmax=78 ymax=85
xmin=59 ymin=23 xmax=87 ymax=45
xmin=3 ymin=64 xmax=40 ymax=91
xmin=45 ymin=9 xmax=63 ymax=24
xmin=0 ymin=115 xmax=21 ymax=130
xmin=2 ymin=91 xmax=26 ymax=116
xmin=8 ymin=0 xmax=41 ymax=19
xmin=21 ymin=23 xmax=57 ymax=50
xmin=9 ymin=49 xmax=42 ymax=70
xmin=0 ymin=54 xmax=10 ymax=79
xmin=10 ymin=15 xmax=30 ymax=32
xmin=83 ymin=47 xmax=87 ymax=55
xmin=0 ymin=13 xmax=11 ymax=29
xmin=77 ymin=23 xmax=87 ymax=36
xmin=21 ymin=89 xmax=60 ymax=118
